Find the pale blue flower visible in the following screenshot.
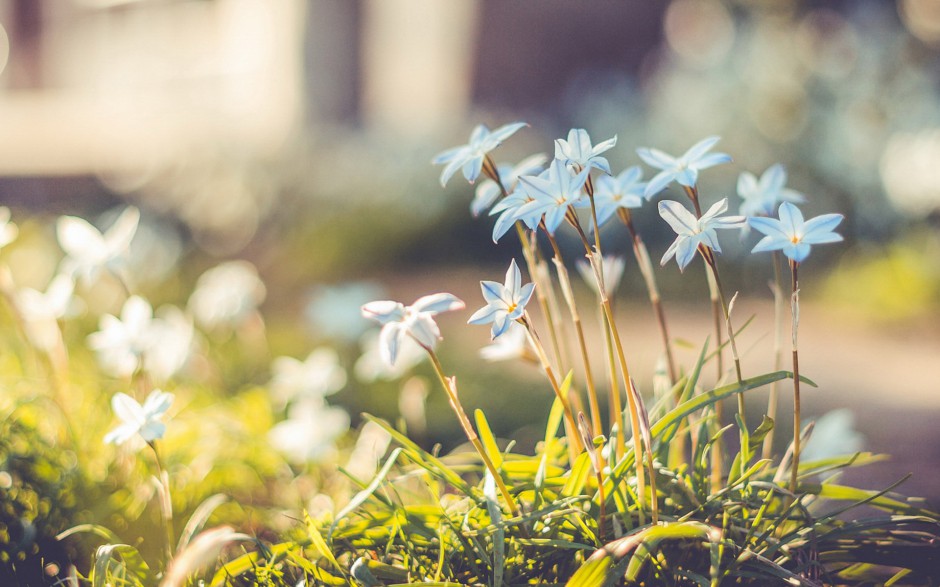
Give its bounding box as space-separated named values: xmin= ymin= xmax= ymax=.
xmin=57 ymin=206 xmax=139 ymax=285
xmin=592 ymin=166 xmax=650 ymax=228
xmin=471 ymin=153 xmax=548 ymax=217
xmin=659 ymin=198 xmax=745 ymax=271
xmin=517 ymin=159 xmax=590 ymax=235
xmin=104 ymin=389 xmax=174 ymax=446
xmin=576 ymin=255 xmax=627 ymax=296
xmin=737 ymin=164 xmax=805 ymax=218
xmin=361 ymin=293 xmax=465 ymax=365
xmin=554 ymin=128 xmax=617 ymax=174
xmin=468 ymin=259 xmax=535 ymax=339
xmin=489 ymin=187 xmax=539 ymax=243
xmin=748 ymin=202 xmax=843 ymax=263
xmin=637 ymin=136 xmax=732 ymax=198
xmin=479 ymin=321 xmax=530 ymax=362
xmin=432 ymin=122 xmax=527 ymax=187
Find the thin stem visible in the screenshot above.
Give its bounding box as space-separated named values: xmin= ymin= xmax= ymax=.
xmin=546 ymin=234 xmax=604 ymax=439
xmin=148 ymin=441 xmax=175 ymax=569
xmin=621 ymin=212 xmax=678 ymax=386
xmin=788 ymin=261 xmax=802 ymax=496
xmin=568 ymin=219 xmax=653 ymax=524
xmin=762 ymin=251 xmax=785 ymax=461
xmin=601 ymin=308 xmax=626 ymax=460
xmin=426 ymin=348 xmax=521 ymax=518
xmin=520 ymin=314 xmax=584 ymax=457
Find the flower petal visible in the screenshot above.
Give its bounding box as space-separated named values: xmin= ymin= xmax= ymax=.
xmin=410 ymin=293 xmax=465 ymax=315
xmin=658 ymin=200 xmax=697 ymax=235
xmin=361 ymin=301 xmax=405 ymax=324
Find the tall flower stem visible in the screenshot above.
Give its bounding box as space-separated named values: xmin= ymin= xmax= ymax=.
xmin=762 ymin=251 xmax=785 ymax=461
xmin=546 ymin=233 xmax=604 ymax=440
xmin=601 ymin=305 xmax=626 ymax=460
xmin=619 ymin=210 xmax=678 ymax=386
xmin=568 ymin=218 xmax=655 ymax=525
xmin=788 ymin=261 xmax=802 ymax=496
xmin=425 ymin=348 xmax=521 ymax=518
xmin=520 ymin=314 xmax=584 ymax=459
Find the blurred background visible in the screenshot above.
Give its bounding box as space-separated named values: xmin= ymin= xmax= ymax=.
xmin=0 ymin=0 xmax=938 ymax=500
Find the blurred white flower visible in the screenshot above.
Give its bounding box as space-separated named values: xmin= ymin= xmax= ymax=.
xmin=15 ymin=273 xmax=76 ymax=352
xmin=576 ymin=255 xmax=627 ymax=297
xmin=479 ymin=320 xmax=531 ymax=362
xmin=305 ymin=281 xmax=384 ymax=343
xmin=0 ymin=207 xmax=19 ymax=250
xmin=188 ymin=260 xmax=266 ymax=331
xmin=802 ymin=409 xmax=865 ymax=463
xmin=104 ymin=389 xmax=174 ymax=447
xmin=144 ymin=306 xmax=195 ymax=383
xmin=87 ymin=295 xmax=155 ymax=378
xmin=345 ymin=420 xmax=392 ymax=480
xmin=268 ymin=399 xmax=349 ymax=463
xmin=57 ymin=206 xmax=139 ymax=285
xmin=354 ymin=330 xmax=426 ymax=382
xmin=270 ymin=348 xmax=347 ymax=408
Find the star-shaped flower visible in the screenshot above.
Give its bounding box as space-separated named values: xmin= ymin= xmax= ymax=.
xmin=471 ymin=153 xmax=548 ymax=217
xmin=517 ymin=159 xmax=590 ymax=235
xmin=659 ymin=198 xmax=745 ymax=271
xmin=554 ymin=128 xmax=617 ymax=174
xmin=361 ymin=293 xmax=465 ymax=366
xmin=748 ymin=202 xmax=843 ymax=263
xmin=104 ymin=389 xmax=174 ymax=447
xmin=468 ymin=259 xmax=535 ymax=339
xmin=592 ymin=166 xmax=650 ymax=228
xmin=57 ymin=207 xmax=139 ymax=285
xmin=87 ymin=295 xmax=156 ymax=378
xmin=432 ymin=122 xmax=527 ymax=187
xmin=737 ymin=164 xmax=805 ymax=218
xmin=637 ymin=136 xmax=732 ymax=198
xmin=489 ymin=187 xmax=539 ymax=243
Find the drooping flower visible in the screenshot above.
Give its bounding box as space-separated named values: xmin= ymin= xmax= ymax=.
xmin=737 ymin=164 xmax=805 ymax=218
xmin=468 ymin=259 xmax=535 ymax=339
xmin=361 ymin=293 xmax=465 ymax=366
xmin=517 ymin=159 xmax=590 ymax=235
xmin=748 ymin=202 xmax=843 ymax=263
xmin=270 ymin=348 xmax=347 ymax=408
xmin=104 ymin=389 xmax=174 ymax=447
xmin=0 ymin=207 xmax=19 ymax=250
xmin=637 ymin=136 xmax=732 ymax=198
xmin=432 ymin=122 xmax=527 ymax=187
xmin=554 ymin=128 xmax=617 ymax=174
xmin=592 ymin=166 xmax=650 ymax=228
xmin=188 ymin=260 xmax=266 ymax=331
xmin=471 ymin=153 xmax=548 ymax=217
xmin=57 ymin=206 xmax=139 ymax=284
xmin=354 ymin=330 xmax=426 ymax=381
xmin=659 ymin=199 xmax=745 ymax=271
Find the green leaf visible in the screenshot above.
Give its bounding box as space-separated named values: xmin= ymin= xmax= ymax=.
xmin=475 ymin=409 xmax=503 ymax=469
xmin=330 ymin=447 xmax=404 ymax=538
xmin=562 ymin=452 xmax=592 ymax=498
xmin=305 ymin=511 xmax=344 ymax=575
xmin=177 ymin=493 xmax=228 ymax=553
xmin=90 ymin=544 xmax=148 ymax=587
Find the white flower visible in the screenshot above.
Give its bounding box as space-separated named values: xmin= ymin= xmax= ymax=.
xmin=104 ymin=389 xmax=174 ymax=447
xmin=268 ymin=399 xmax=349 ymax=463
xmin=802 ymin=409 xmax=864 ymax=463
xmin=479 ymin=321 xmax=531 ymax=362
xmin=345 ymin=421 xmax=393 ymax=480
xmin=0 ymin=207 xmax=19 ymax=250
xmin=188 ymin=261 xmax=266 ymax=331
xmin=576 ymin=255 xmax=627 ymax=297
xmin=15 ymin=273 xmax=76 ymax=352
xmin=57 ymin=206 xmax=139 ymax=284
xmin=659 ymin=199 xmax=745 ymax=271
xmin=270 ymin=348 xmax=346 ymax=407
xmin=748 ymin=202 xmax=844 ymax=263
xmin=471 ymin=153 xmax=548 ymax=217
xmin=87 ymin=295 xmax=155 ymax=378
xmin=638 ymin=136 xmax=732 ymax=198
xmin=468 ymin=259 xmax=536 ymax=339
xmin=361 ymin=293 xmax=464 ymax=366
xmin=737 ymin=164 xmax=805 ymax=218
xmin=432 ymin=122 xmax=527 ymax=187
xmin=143 ymin=306 xmax=195 ymax=383
xmin=554 ymin=128 xmax=617 ymax=174
xmin=354 ymin=330 xmax=426 ymax=382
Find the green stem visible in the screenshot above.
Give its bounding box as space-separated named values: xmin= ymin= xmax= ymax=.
xmin=546 ymin=234 xmax=604 ymax=441
xmin=788 ymin=261 xmax=802 ymax=496
xmin=426 ymin=348 xmax=521 ymax=518
xmin=149 ymin=442 xmax=175 ymax=569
